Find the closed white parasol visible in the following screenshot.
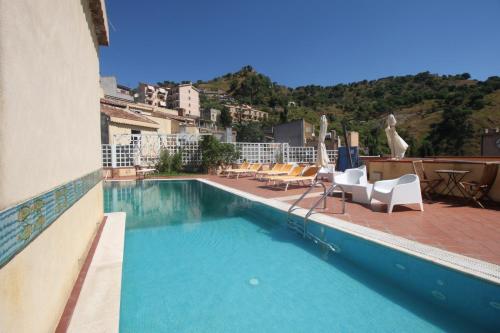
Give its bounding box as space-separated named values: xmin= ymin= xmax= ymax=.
xmin=316 ymin=115 xmax=330 ymax=167
xmin=385 ymin=114 xmax=409 ymax=159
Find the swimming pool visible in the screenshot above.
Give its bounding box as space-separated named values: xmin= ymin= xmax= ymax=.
xmin=105 ymin=180 xmax=500 ymax=332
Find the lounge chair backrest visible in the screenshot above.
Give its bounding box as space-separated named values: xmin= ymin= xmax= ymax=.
xmin=281 ymin=164 xmax=294 ymax=173
xmin=397 ymin=174 xmax=419 ymax=185
xmin=302 ymin=166 xmax=319 ymax=177
xmin=480 ymin=163 xmax=498 ymax=187
xmin=412 ymin=160 xmax=427 ymax=180
xmin=272 ymin=163 xmax=284 ymax=171
xmin=251 ymin=164 xmax=262 ymax=171
xmin=289 ymin=166 xmax=305 ymax=177
xmin=345 ymin=165 xmax=368 ymax=184
xmin=240 ymin=162 xmax=249 ymax=169
xmin=344 ymin=169 xmax=364 ymax=184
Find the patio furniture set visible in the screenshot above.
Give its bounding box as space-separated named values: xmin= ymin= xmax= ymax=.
xmin=412 ymin=160 xmax=498 ymax=208
xmin=222 ymin=160 xmax=498 ymax=212
xmin=336 ymin=161 xmax=498 ymax=212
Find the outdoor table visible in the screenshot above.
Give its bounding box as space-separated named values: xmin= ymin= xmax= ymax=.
xmin=434 ymin=169 xmax=471 ymax=197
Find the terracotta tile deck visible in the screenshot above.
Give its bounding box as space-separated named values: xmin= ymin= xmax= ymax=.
xmin=114 ymin=174 xmax=500 ymax=266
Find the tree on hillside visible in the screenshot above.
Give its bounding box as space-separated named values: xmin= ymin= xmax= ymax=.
xmin=235 ymin=122 xmax=265 ymax=142
xmin=364 ymin=125 xmax=388 ymax=156
xmin=426 ymin=107 xmax=474 ymax=156
xmin=279 ymin=106 xmax=289 ymax=123
xmin=219 ymin=106 xmax=232 ymax=128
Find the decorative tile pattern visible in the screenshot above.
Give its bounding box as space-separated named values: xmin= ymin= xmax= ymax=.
xmin=0 ymin=169 xmax=102 ymax=268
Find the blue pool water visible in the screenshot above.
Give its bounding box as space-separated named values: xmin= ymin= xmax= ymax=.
xmin=104 ymin=180 xmax=500 ymax=332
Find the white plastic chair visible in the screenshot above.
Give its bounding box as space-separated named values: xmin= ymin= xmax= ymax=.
xmin=370 ymin=174 xmax=424 ymax=213
xmin=333 ymin=165 xmax=368 ymax=193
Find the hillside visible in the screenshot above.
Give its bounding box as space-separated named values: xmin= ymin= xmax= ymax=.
xmin=194 ymin=66 xmax=500 ymax=156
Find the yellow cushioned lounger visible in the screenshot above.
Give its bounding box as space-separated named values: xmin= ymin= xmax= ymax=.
xmin=224 ymin=162 xmax=250 ymax=177
xmin=255 ymin=163 xmax=285 ymax=179
xmin=266 ymin=166 xmax=305 ymax=183
xmin=271 ymin=166 xmax=320 ymax=191
xmin=229 ymin=163 xmax=262 ymax=179
xmin=259 ymin=164 xmax=295 ymax=180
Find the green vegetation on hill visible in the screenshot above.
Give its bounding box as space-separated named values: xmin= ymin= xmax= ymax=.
xmin=195 ymin=66 xmax=500 ymax=156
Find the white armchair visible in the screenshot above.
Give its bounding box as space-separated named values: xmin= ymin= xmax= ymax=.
xmin=333 ymin=165 xmax=368 ymax=193
xmin=370 ymin=174 xmax=424 ymax=213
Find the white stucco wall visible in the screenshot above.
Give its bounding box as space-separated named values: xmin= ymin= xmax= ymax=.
xmin=0 ymin=183 xmax=104 ymax=333
xmin=0 ymin=0 xmax=102 ymax=209
xmin=0 ymin=0 xmax=107 ymax=332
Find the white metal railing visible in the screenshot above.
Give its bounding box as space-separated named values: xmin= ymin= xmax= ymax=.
xmin=286 ymin=146 xmax=316 ymax=163
xmin=102 ymin=134 xmax=338 ymax=168
xmin=233 ymin=142 xmax=286 ymax=163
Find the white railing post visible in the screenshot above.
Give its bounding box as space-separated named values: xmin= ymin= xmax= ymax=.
xmin=111 ymin=144 xmax=117 ymax=168
xmin=258 ymin=143 xmax=261 ymax=163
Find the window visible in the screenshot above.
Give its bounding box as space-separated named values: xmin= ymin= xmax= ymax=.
xmin=130 ymin=129 xmax=141 ymax=145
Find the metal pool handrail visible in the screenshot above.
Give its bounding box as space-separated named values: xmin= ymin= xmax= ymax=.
xmin=287 ymin=180 xmax=346 ymax=247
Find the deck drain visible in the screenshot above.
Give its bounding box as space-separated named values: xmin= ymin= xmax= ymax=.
xmin=489 ymin=301 xmax=500 ymax=310
xmin=249 ymin=278 xmax=259 ymax=286
xmin=431 ymin=290 xmax=446 ymax=301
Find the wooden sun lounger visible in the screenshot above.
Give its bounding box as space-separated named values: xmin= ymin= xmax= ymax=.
xmin=266 ymin=166 xmax=305 ymax=184
xmin=135 ymin=165 xmax=158 ymax=179
xmin=227 ymin=163 xmax=262 ymax=179
xmin=258 ymin=164 xmax=294 ymax=180
xmin=255 ymin=163 xmax=284 ymax=176
xmin=269 ymin=166 xmax=319 ymax=191
xmin=221 ymin=162 xmax=249 ymax=176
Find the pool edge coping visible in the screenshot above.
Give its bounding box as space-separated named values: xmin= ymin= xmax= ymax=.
xmin=193 ymin=178 xmax=500 ymax=285
xmin=66 ymin=212 xmax=126 ymax=333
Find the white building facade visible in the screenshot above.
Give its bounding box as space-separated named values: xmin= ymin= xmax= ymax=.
xmin=168 ymin=83 xmax=200 ymax=118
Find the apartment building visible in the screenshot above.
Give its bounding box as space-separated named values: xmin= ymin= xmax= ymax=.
xmin=168 ymin=83 xmax=200 ymax=118
xmin=227 ymin=104 xmax=268 ymax=123
xmin=136 ymin=83 xmax=168 ymax=108
xmin=200 ymin=108 xmax=221 ymax=129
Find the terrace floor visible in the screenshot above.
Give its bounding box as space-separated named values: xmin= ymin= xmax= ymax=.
xmin=114 ymin=174 xmax=500 ymax=266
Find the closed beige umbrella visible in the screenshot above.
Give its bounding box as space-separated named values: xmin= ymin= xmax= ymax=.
xmin=316 ymin=115 xmax=330 ymax=167
xmin=385 ymin=114 xmax=409 ymax=159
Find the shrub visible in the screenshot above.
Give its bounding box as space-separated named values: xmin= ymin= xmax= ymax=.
xmin=156 ymin=149 xmax=183 ymax=173
xmin=200 ymin=135 xmax=240 ymax=172
xmin=171 ymin=150 xmax=183 ymax=172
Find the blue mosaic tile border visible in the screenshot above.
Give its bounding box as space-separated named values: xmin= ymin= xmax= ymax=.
xmin=0 ymin=169 xmax=102 ymax=268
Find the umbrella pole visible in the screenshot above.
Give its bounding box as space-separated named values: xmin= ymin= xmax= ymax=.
xmin=342 ymin=122 xmax=353 ymax=169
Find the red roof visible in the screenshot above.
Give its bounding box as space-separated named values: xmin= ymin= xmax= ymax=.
xmin=101 ymin=104 xmax=158 ymax=125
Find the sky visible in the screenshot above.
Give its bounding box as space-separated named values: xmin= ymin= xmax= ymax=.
xmin=100 ymin=0 xmax=500 ymax=88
